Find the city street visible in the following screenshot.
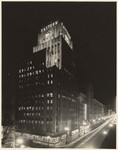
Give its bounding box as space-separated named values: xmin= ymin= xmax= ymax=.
xmin=62 ymin=117 xmax=115 ymax=148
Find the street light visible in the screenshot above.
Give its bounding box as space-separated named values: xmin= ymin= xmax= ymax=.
xmin=16 ymin=138 xmax=24 ymax=145
xmin=47 ymin=136 xmax=50 ymax=147
xmin=16 ymin=137 xmax=24 ymax=147
xmin=109 ymin=123 xmax=113 ymax=127
xmin=64 ymin=127 xmax=69 ymax=144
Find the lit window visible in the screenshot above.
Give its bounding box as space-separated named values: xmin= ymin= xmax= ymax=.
xmin=30 ymin=61 xmax=32 ymax=64
xmin=42 ymin=94 xmax=44 ymax=98
xmin=27 ymin=67 xmax=29 ymax=71
xmin=47 ymin=81 xmax=49 ymax=84
xmin=30 ymin=67 xmax=32 ymax=70
xmin=27 ymin=73 xmax=29 ymax=76
xmin=51 ymin=80 xmax=53 ymax=84
xmin=22 ymin=69 xmax=23 ymax=72
xmin=47 ymin=100 xmax=49 ymax=104
xmin=42 ymin=62 xmax=44 ymax=65
xmin=42 ymin=69 xmax=44 ymax=73
xmin=19 ymin=70 xmax=21 ymax=73
xmin=39 ymin=70 xmax=41 ymax=73
xmin=47 ymin=93 xmax=49 ymax=97
xmin=51 ymin=100 xmax=53 ymax=104
xmin=48 ymin=74 xmax=50 ymax=78
xmin=35 ymin=70 xmax=38 ymax=74
xmin=30 ymin=72 xmax=32 ymax=76
xmin=47 ymin=107 xmax=49 ymax=110
xmin=51 ymin=74 xmax=53 ymax=78
xmin=50 ymin=93 xmax=53 ymax=97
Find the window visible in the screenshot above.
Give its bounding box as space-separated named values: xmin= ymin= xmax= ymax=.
xmin=47 ymin=93 xmax=49 ymax=97
xmin=30 ymin=67 xmax=32 ymax=70
xmin=51 ymin=74 xmax=53 ymax=78
xmin=51 ymin=100 xmax=53 ymax=104
xmin=35 ymin=70 xmax=38 ymax=74
xmin=51 ymin=80 xmax=53 ymax=84
xmin=48 ymin=74 xmax=50 ymax=78
xmin=47 ymin=81 xmax=49 ymax=85
xmin=47 ymin=100 xmax=49 ymax=104
xmin=50 ymin=93 xmax=53 ymax=97
xmin=47 ymin=107 xmax=49 ymax=110
xmin=19 ymin=70 xmax=21 ymax=73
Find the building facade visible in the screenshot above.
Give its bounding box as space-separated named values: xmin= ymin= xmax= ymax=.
xmin=16 ymin=21 xmax=79 ymax=145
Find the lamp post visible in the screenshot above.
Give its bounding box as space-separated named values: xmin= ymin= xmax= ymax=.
xmin=47 ymin=136 xmax=50 ymax=147
xmin=64 ymin=127 xmax=69 ymax=144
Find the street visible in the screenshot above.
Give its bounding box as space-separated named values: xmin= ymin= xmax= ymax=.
xmin=62 ymin=117 xmax=116 ymax=148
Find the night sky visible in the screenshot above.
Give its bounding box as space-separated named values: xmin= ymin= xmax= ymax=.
xmin=2 ymin=2 xmax=116 ymax=111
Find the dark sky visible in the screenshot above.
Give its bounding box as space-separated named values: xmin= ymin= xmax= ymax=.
xmin=2 ymin=2 xmax=116 ymax=110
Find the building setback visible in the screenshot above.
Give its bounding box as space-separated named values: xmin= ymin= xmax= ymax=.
xmin=16 ymin=21 xmax=105 ymax=145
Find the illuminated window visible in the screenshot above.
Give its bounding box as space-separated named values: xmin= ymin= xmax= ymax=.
xmin=51 ymin=100 xmax=53 ymax=104
xmin=47 ymin=100 xmax=49 ymax=104
xmin=47 ymin=93 xmax=49 ymax=97
xmin=47 ymin=81 xmax=49 ymax=84
xmin=27 ymin=67 xmax=29 ymax=71
xmin=30 ymin=61 xmax=32 ymax=64
xmin=51 ymin=80 xmax=53 ymax=84
xmin=22 ymin=69 xmax=23 ymax=72
xmin=42 ymin=94 xmax=44 ymax=98
xmin=51 ymin=74 xmax=53 ymax=78
xmin=35 ymin=70 xmax=38 ymax=74
xmin=48 ymin=74 xmax=50 ymax=78
xmin=19 ymin=70 xmax=21 ymax=73
xmin=30 ymin=72 xmax=32 ymax=76
xmin=50 ymin=93 xmax=53 ymax=97
xmin=30 ymin=67 xmax=32 ymax=70
xmin=39 ymin=70 xmax=41 ymax=73
xmin=47 ymin=107 xmax=49 ymax=110
xmin=27 ymin=73 xmax=29 ymax=76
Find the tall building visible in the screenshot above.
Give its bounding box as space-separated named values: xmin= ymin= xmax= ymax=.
xmin=16 ymin=21 xmax=105 ymax=146
xmin=16 ymin=21 xmax=79 ymax=145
